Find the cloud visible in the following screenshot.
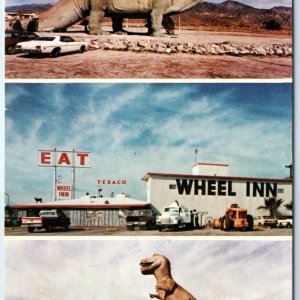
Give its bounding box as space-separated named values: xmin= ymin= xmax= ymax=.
xmin=5 ymin=240 xmax=292 ymax=300
xmin=5 ymin=83 xmax=292 ymax=204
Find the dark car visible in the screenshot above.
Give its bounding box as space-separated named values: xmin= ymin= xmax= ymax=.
xmin=5 ymin=30 xmax=39 ymax=54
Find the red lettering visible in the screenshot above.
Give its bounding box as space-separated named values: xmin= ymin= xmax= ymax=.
xmin=77 ymin=153 xmax=89 ymax=166
xmin=122 ymin=180 xmax=126 ymax=184
xmin=57 ymin=185 xmax=71 ymax=191
xmin=41 ymin=152 xmax=51 ymax=164
xmin=59 ymin=191 xmax=70 ymax=197
xmin=97 ymin=180 xmax=101 ymax=184
xmin=58 ymin=153 xmax=71 ymax=165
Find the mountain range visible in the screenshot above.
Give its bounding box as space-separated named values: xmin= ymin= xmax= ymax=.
xmin=5 ymin=0 xmax=292 ymax=32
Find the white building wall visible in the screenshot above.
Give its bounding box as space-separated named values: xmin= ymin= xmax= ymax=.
xmin=192 ymin=164 xmax=229 ymax=176
xmin=147 ymin=176 xmax=292 ymax=219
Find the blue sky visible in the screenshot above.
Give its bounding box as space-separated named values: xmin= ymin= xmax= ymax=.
xmin=5 ymin=83 xmax=292 ymax=204
xmin=6 ymin=239 xmax=292 ymax=299
xmin=5 ymin=0 xmax=292 ymax=9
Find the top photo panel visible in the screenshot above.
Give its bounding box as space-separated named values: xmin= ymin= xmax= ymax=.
xmin=5 ymin=0 xmax=292 ymax=80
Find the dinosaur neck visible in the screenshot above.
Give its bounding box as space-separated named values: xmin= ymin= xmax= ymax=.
xmin=171 ymin=0 xmax=203 ymax=13
xmin=154 ymin=268 xmax=173 ymax=282
xmin=38 ymin=0 xmax=89 ymax=31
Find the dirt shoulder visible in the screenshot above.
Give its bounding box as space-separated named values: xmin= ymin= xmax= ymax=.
xmin=5 ymin=28 xmax=292 ymax=79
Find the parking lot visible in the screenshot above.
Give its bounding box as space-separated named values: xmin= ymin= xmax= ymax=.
xmin=5 ymin=226 xmax=292 ymax=236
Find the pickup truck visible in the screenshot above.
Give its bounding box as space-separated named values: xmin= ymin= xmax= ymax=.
xmin=126 ymin=209 xmax=157 ymax=231
xmin=21 ymin=209 xmax=71 ymax=232
xmin=253 ymin=215 xmax=278 ymax=228
xmin=156 ymin=201 xmax=192 ymax=232
xmin=277 ymin=218 xmax=293 ymax=228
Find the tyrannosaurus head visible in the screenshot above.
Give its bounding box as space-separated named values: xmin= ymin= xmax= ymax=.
xmin=140 ymin=254 xmax=170 ymax=275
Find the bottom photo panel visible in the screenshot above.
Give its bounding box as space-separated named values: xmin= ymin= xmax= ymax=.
xmin=5 ymin=239 xmax=292 ymax=300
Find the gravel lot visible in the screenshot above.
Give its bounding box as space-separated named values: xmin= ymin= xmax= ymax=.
xmin=5 ymin=28 xmax=292 ymax=79
xmin=5 ymin=226 xmax=293 ymax=237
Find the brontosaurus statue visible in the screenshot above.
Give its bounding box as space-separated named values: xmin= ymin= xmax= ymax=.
xmin=140 ymin=254 xmax=197 ymax=300
xmin=38 ymin=0 xmax=203 ymax=36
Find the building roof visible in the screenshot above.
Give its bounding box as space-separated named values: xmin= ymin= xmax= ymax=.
xmin=141 ymin=172 xmax=292 ymax=183
xmin=192 ymin=162 xmax=229 ymax=167
xmin=11 ymin=194 xmax=149 ymax=209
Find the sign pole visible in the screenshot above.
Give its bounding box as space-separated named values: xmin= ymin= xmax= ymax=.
xmin=53 ymin=148 xmax=57 ymax=201
xmin=72 ymin=149 xmax=75 ymax=199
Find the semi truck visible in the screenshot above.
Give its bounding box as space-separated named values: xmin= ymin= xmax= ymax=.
xmin=21 ymin=209 xmax=71 ymax=232
xmin=156 ymin=201 xmax=192 ymax=232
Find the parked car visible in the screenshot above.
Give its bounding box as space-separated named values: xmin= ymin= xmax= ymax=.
xmin=5 ymin=30 xmax=39 ymax=54
xmin=21 ymin=209 xmax=71 ymax=232
xmin=277 ymin=218 xmax=293 ymax=228
xmin=15 ymin=35 xmax=88 ymax=57
xmin=253 ymin=215 xmax=278 ymax=228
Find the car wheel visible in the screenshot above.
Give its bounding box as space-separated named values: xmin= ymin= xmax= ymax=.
xmin=222 ymin=214 xmax=231 ymax=231
xmin=50 ymin=48 xmax=60 ymax=58
xmin=6 ymin=46 xmax=15 ymax=55
xmin=64 ymin=225 xmax=69 ymax=231
xmin=46 ymin=225 xmax=52 ymax=232
xmin=158 ymin=227 xmax=162 ymax=232
xmin=27 ymin=227 xmax=34 ymax=233
xmin=80 ymin=46 xmax=85 ymax=53
xmin=286 ymin=223 xmax=292 ymax=228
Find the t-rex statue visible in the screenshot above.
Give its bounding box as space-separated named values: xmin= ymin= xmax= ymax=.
xmin=140 ymin=253 xmax=197 ymax=300
xmin=37 ymin=0 xmax=203 ymax=36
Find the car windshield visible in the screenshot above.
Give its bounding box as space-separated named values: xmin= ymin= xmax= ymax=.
xmin=36 ymin=37 xmax=55 ymax=41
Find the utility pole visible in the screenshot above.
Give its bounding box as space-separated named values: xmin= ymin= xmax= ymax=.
xmin=194 ymin=149 xmax=198 ymax=165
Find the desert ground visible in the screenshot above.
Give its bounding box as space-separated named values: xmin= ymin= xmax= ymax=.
xmin=5 ymin=226 xmax=292 ymax=236
xmin=5 ymin=26 xmax=292 ymax=79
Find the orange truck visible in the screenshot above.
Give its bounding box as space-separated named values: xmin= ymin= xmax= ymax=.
xmin=213 ymin=204 xmax=253 ymax=231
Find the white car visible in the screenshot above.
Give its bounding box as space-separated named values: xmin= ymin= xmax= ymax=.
xmin=15 ymin=35 xmax=88 ymax=57
xmin=253 ymin=215 xmax=278 ymax=228
xmin=277 ymin=218 xmax=293 ymax=228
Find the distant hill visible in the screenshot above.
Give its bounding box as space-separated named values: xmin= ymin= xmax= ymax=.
xmin=5 ymin=0 xmax=292 ymax=32
xmin=179 ymin=0 xmax=292 ymax=32
xmin=5 ymin=3 xmax=52 ymax=13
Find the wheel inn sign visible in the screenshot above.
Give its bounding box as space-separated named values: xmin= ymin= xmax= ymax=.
xmin=38 ymin=149 xmax=91 ymax=200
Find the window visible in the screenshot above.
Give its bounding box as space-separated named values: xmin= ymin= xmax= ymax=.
xmin=36 ymin=37 xmax=55 ymax=41
xmin=61 ymin=36 xmax=74 ymax=42
xmin=277 ymin=188 xmax=284 ymax=193
xmin=169 ymin=184 xmax=176 ymax=189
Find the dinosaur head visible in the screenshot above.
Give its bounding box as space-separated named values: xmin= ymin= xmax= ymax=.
xmin=140 ymin=254 xmax=171 ymax=275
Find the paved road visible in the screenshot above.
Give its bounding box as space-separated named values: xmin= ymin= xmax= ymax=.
xmin=5 ymin=226 xmax=292 ymax=237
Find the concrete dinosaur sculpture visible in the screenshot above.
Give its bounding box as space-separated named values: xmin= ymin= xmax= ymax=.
xmin=140 ymin=254 xmax=197 ymax=300
xmin=38 ymin=0 xmax=203 ymax=36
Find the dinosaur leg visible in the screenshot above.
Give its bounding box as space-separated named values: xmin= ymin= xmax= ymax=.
xmin=89 ymin=0 xmax=107 ymax=35
xmin=112 ymin=17 xmax=128 ymax=34
xmin=150 ymin=9 xmax=164 ymax=37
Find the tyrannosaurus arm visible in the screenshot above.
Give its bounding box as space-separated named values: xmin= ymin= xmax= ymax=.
xmin=149 ymin=293 xmax=160 ymax=299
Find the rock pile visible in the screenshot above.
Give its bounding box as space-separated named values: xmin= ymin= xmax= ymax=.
xmin=87 ymin=38 xmax=292 ymax=56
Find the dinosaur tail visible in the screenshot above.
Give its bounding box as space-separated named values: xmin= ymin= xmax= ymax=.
xmin=38 ymin=0 xmax=90 ymax=31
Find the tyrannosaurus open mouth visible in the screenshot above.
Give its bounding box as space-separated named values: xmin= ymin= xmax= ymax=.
xmin=140 ymin=260 xmax=156 ymax=274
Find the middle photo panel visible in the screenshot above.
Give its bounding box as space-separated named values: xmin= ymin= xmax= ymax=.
xmin=5 ymin=82 xmax=292 ymax=237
